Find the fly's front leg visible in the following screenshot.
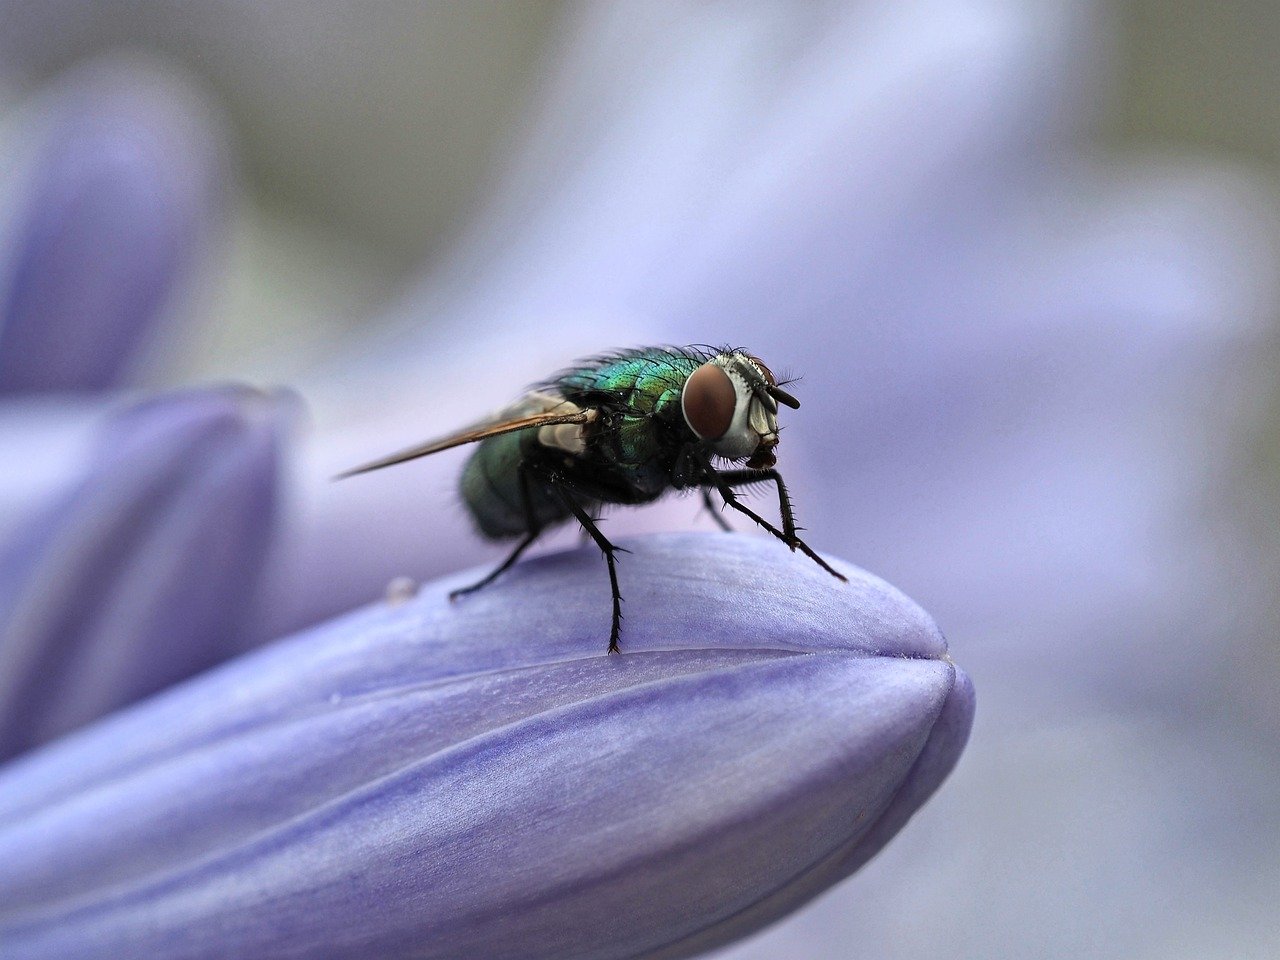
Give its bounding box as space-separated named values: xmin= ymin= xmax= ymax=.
xmin=676 ymin=442 xmax=731 ymax=532
xmin=450 ymin=467 xmax=542 ymax=600
xmin=703 ymin=466 xmax=847 ymax=583
xmin=700 ymin=487 xmax=733 ymax=531
xmin=711 ymin=468 xmax=799 ymax=543
xmin=578 ymin=511 xmax=603 ymax=546
xmin=552 ymin=482 xmax=627 ymax=654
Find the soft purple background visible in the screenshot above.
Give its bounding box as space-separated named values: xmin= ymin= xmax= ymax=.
xmin=0 ymin=1 xmax=1278 ymax=958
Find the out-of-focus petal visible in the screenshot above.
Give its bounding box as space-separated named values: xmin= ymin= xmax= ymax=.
xmin=0 ymin=57 xmax=226 ymax=394
xmin=0 ymin=385 xmax=282 ymax=760
xmin=0 ymin=397 xmax=108 ymax=542
xmin=0 ymin=533 xmax=971 ymax=960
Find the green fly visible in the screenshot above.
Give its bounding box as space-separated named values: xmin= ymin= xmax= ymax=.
xmin=339 ymin=346 xmax=846 ymax=653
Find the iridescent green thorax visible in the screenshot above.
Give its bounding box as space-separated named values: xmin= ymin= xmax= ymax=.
xmin=552 ymin=347 xmax=712 ymax=421
xmin=550 ymin=348 xmax=715 ymax=493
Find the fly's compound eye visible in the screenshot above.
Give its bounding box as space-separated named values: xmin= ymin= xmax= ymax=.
xmin=682 ymin=362 xmax=737 ymax=440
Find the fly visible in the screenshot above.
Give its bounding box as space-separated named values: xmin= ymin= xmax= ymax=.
xmin=338 ymin=346 xmax=846 ymax=653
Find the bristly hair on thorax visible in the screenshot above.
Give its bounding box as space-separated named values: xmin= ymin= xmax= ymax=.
xmin=535 ymin=345 xmax=743 ymax=412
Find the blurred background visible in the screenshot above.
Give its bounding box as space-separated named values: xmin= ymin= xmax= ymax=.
xmin=0 ymin=2 xmax=1278 ymax=958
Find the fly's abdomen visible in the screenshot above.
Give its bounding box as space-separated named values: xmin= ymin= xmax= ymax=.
xmin=460 ymin=431 xmax=569 ymax=539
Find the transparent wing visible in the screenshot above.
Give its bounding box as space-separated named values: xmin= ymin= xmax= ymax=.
xmin=335 ymin=408 xmax=592 ymax=480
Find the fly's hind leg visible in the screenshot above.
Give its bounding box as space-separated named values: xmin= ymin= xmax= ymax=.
xmin=450 ymin=467 xmax=542 ymax=601
xmin=448 ymin=529 xmax=541 ymax=601
xmin=703 ymin=466 xmax=847 ymax=583
xmin=552 ymin=482 xmax=627 ymax=654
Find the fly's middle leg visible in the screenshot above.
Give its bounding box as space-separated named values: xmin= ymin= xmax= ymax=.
xmin=553 ymin=482 xmax=627 ymax=654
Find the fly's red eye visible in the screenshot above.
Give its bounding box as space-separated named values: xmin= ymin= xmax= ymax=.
xmin=682 ymin=363 xmax=737 ymax=440
xmin=746 ymin=355 xmax=777 ymax=385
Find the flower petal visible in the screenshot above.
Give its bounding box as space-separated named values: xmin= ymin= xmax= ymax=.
xmin=0 ymin=533 xmax=971 ymax=960
xmin=0 ymin=397 xmax=108 ymax=542
xmin=0 ymin=57 xmax=226 ymax=394
xmin=0 ymin=385 xmax=282 ymax=759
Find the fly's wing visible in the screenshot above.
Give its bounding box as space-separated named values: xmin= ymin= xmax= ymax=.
xmin=334 ymin=407 xmax=593 ymax=480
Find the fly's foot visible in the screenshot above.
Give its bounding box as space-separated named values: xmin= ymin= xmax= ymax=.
xmin=790 ymin=534 xmax=847 ymax=583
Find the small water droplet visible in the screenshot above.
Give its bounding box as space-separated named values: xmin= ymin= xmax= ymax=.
xmin=385 ymin=575 xmax=418 ymax=605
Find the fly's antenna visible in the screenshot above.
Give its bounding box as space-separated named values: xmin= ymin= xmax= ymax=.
xmin=766 ymin=384 xmax=800 ymax=409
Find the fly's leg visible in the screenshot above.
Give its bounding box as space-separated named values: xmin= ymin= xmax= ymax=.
xmin=448 ymin=529 xmax=540 ymax=600
xmin=703 ymin=467 xmax=847 ymax=582
xmin=709 ymin=468 xmax=799 ymax=540
xmin=678 ymin=441 xmax=731 ymax=531
xmin=578 ymin=511 xmax=602 ymax=546
xmin=450 ymin=468 xmax=542 ymax=600
xmin=554 ymin=483 xmax=627 ymax=654
xmin=700 ymin=487 xmax=733 ymax=531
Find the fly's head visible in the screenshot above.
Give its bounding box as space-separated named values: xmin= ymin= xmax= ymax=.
xmin=681 ymin=351 xmax=799 ymax=469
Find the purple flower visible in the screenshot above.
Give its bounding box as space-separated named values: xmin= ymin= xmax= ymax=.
xmin=29 ymin=1 xmax=1280 ymax=954
xmin=0 ymin=386 xmax=282 ymax=760
xmin=0 ymin=57 xmax=225 ymax=394
xmin=0 ymin=533 xmax=972 ymax=960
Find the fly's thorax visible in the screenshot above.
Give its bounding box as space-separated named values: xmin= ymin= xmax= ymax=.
xmin=681 ymin=351 xmax=789 ymax=466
